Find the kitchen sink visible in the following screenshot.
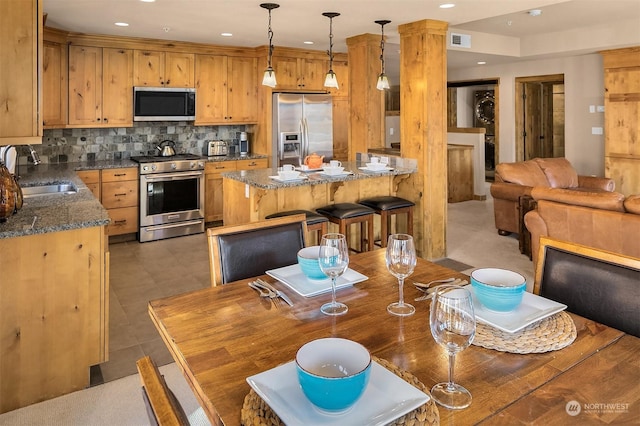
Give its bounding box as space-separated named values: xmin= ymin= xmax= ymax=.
xmin=22 ymin=183 xmax=78 ymax=198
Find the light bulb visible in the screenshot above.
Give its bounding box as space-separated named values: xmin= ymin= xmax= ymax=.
xmin=262 ymin=68 xmax=277 ymax=88
xmin=377 ymin=74 xmax=390 ymax=90
xmin=324 ymin=70 xmax=339 ymax=89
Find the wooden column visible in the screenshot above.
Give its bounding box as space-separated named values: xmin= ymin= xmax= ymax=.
xmin=397 ymin=20 xmax=448 ymax=259
xmin=346 ymin=34 xmax=385 ymax=160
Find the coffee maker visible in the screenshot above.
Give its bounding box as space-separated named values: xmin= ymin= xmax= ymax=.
xmin=239 ymin=132 xmax=249 ymax=156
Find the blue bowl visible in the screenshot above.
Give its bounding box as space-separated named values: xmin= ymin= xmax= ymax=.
xmin=296 ymin=338 xmax=371 ymax=412
xmin=297 ymin=246 xmax=326 ymax=280
xmin=471 ymin=268 xmax=526 ymax=312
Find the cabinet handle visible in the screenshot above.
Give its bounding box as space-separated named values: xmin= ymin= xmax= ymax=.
xmin=113 ymin=173 xmax=127 ymax=177
xmin=104 ymin=118 xmax=108 ymax=122
xmin=166 ymin=79 xmax=170 ymax=85
xmin=114 ymin=193 xmax=127 ymax=197
xmin=97 ymin=118 xmax=101 ymax=121
xmin=114 ymin=220 xmax=127 ymax=225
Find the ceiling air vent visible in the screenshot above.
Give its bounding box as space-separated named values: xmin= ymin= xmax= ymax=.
xmin=450 ymin=33 xmax=471 ymax=48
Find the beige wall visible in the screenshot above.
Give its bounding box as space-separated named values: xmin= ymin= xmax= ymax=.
xmin=448 ymin=53 xmax=605 ymax=177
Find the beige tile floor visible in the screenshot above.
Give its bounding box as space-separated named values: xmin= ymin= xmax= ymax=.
xmin=96 ymin=196 xmax=534 ymax=384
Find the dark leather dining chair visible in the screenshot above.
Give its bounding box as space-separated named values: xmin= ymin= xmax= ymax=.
xmin=534 ymin=236 xmax=640 ymax=337
xmin=207 ymin=214 xmax=308 ymax=286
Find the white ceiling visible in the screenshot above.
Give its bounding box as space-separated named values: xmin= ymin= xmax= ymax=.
xmin=44 ymin=0 xmax=640 ymax=80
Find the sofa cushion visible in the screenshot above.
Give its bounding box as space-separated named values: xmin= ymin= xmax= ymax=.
xmin=496 ymin=160 xmax=549 ymax=187
xmin=534 ymin=157 xmax=579 ymax=188
xmin=531 ymin=187 xmax=626 ymax=212
xmin=624 ymin=195 xmax=640 ymax=215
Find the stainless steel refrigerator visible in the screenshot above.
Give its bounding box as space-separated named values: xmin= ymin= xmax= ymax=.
xmin=272 ymin=93 xmax=333 ymax=167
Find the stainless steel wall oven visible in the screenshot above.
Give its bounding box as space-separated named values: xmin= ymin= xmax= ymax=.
xmin=132 ymin=154 xmax=205 ymax=242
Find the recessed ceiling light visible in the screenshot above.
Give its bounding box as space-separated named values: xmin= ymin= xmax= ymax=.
xmin=140 ymin=0 xmax=156 ymax=2
xmin=477 ymin=61 xmax=487 ymax=65
xmin=528 ymin=9 xmax=542 ymax=17
xmin=115 ymin=22 xmax=129 ymax=27
xmin=221 ymin=33 xmax=233 ymax=37
xmin=303 ymin=41 xmax=314 ymax=45
xmin=440 ymin=3 xmax=455 ymax=8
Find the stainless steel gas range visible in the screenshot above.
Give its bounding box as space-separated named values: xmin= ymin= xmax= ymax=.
xmin=131 ymin=154 xmax=206 ymax=242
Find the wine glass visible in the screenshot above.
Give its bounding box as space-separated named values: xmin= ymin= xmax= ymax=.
xmin=429 ymin=285 xmax=476 ymax=409
xmin=318 ymin=233 xmax=349 ymax=316
xmin=386 ymin=234 xmax=417 ymax=316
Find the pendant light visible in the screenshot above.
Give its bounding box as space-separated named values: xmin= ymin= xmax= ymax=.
xmin=375 ymin=20 xmax=391 ymax=90
xmin=260 ymin=3 xmax=280 ymax=88
xmin=322 ymin=12 xmax=340 ymax=89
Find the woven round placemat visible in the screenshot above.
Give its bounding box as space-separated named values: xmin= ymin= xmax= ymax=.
xmin=472 ymin=311 xmax=577 ymax=354
xmin=240 ymin=355 xmax=440 ymax=426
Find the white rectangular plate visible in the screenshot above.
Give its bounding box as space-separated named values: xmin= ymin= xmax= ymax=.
xmin=266 ymin=264 xmax=367 ymax=297
xmin=319 ymin=171 xmax=354 ymax=177
xmin=269 ymin=175 xmax=309 ymax=182
xmin=295 ymin=166 xmax=323 ymax=172
xmin=246 ymin=361 xmax=430 ymax=426
xmin=466 ymin=285 xmax=567 ymax=333
xmin=358 ymin=166 xmax=394 ymax=173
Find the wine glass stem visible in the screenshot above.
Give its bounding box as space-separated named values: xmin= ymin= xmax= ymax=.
xmin=331 ymin=276 xmax=337 ymax=305
xmin=447 ymin=353 xmax=457 ymax=390
xmin=397 ymin=277 xmax=405 ymax=306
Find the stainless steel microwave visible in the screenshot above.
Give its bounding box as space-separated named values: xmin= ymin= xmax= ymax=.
xmin=133 ymin=87 xmax=196 ymax=121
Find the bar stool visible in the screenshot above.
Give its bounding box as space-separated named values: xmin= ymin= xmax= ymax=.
xmin=316 ymin=203 xmax=375 ymax=252
xmin=358 ymin=196 xmax=415 ymax=247
xmin=265 ymin=210 xmax=329 ymax=244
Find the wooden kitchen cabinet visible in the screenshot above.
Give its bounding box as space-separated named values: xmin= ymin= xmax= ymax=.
xmin=0 ymin=225 xmax=108 ymax=413
xmin=134 ymin=50 xmax=195 ymax=87
xmin=101 ymin=168 xmax=138 ymax=235
xmin=76 ymin=169 xmax=101 ymax=199
xmin=68 ymin=46 xmax=133 ymax=127
xmin=0 ymin=0 xmax=42 ymax=145
xmin=195 ymin=54 xmax=258 ymax=124
xmin=236 ymin=158 xmax=268 ymax=171
xmin=205 ymin=161 xmax=236 ymax=222
xmin=42 ymin=36 xmax=68 ymax=128
xmin=273 ymin=56 xmax=327 ymax=91
xmin=78 ymin=168 xmax=138 ymax=236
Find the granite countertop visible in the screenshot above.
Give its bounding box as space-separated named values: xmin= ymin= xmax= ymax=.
xmin=205 ymin=153 xmax=268 ymax=162
xmin=1 ymin=163 xmax=111 ymax=239
xmin=222 ymin=159 xmax=417 ymax=190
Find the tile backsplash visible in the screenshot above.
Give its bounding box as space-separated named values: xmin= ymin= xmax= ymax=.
xmin=22 ymin=122 xmax=250 ymax=165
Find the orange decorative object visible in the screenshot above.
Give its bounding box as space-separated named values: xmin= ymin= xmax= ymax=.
xmin=304 ymin=153 xmax=324 ymax=169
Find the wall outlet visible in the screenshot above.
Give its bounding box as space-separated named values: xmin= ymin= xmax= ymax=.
xmin=389 ymin=127 xmax=394 ymax=136
xmin=589 ymin=105 xmax=596 ymax=113
xmin=597 ymin=105 xmax=605 ymax=113
xmin=592 ymin=127 xmax=603 ymax=135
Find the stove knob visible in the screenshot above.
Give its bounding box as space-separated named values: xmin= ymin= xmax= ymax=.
xmin=198 ymin=161 xmax=205 ymax=168
xmin=171 ymin=163 xmax=177 ymax=170
xmin=190 ymin=161 xmax=196 ymax=169
xmin=142 ymin=165 xmax=149 ymax=172
xmin=151 ymin=164 xmax=157 ymax=172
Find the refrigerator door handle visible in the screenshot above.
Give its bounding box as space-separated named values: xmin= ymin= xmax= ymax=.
xmin=303 ymin=118 xmax=310 ymax=157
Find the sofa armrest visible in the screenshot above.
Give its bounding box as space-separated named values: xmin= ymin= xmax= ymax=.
xmin=531 ymin=187 xmax=626 ymax=212
xmin=490 ymin=182 xmax=533 ymax=202
xmin=523 ymin=210 xmax=548 ymax=273
xmin=577 ymin=175 xmax=616 ymax=192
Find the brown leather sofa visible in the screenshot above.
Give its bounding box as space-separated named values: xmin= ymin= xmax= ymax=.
xmin=524 ymin=190 xmax=640 ymax=272
xmin=490 ymin=157 xmax=615 ymax=235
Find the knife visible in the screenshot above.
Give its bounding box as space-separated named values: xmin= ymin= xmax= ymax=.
xmin=256 ymin=278 xmax=294 ymax=306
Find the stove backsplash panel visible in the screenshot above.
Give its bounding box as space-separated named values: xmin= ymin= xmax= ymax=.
xmin=25 ymin=122 xmax=249 ymax=165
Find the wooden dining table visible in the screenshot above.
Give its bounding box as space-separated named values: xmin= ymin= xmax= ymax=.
xmin=148 ymin=249 xmax=639 ymax=425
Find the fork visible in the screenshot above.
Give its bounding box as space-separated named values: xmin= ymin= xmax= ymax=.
xmin=414 ymin=279 xmax=468 ymax=301
xmin=248 ymin=282 xmax=281 ymax=308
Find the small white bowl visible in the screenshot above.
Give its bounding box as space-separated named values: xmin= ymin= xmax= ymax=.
xmin=278 ymin=170 xmax=301 ymax=180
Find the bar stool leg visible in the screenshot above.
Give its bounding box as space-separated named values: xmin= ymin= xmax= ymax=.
xmin=367 ymin=215 xmax=374 ymax=251
xmin=380 ymin=210 xmax=390 ymax=247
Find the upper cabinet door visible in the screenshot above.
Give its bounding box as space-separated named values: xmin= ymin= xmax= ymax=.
xmin=133 ymin=50 xmax=163 ymax=86
xmin=0 ymin=0 xmax=42 ymax=144
xmin=227 ymin=56 xmax=258 ymax=123
xmin=68 ymin=45 xmax=103 ymax=126
xmin=134 ymin=50 xmax=194 ymax=87
xmin=164 ymin=52 xmax=195 ymax=88
xmin=195 ymin=54 xmax=227 ymax=123
xmin=298 ymin=58 xmax=327 ymax=91
xmin=272 ymin=56 xmax=299 ymax=90
xmin=42 ymin=40 xmax=68 ymax=128
xmin=101 ymin=48 xmax=133 ymax=126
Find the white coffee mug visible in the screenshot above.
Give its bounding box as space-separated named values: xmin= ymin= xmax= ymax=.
xmin=369 ymin=157 xmax=380 ymax=164
xmin=329 ymin=160 xmax=342 ymax=167
xmin=281 ymin=164 xmax=295 ymax=171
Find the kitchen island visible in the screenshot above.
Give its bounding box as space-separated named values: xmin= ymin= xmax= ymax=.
xmin=222 ymin=159 xmax=417 ymax=241
xmin=0 ymin=164 xmax=111 ymax=413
